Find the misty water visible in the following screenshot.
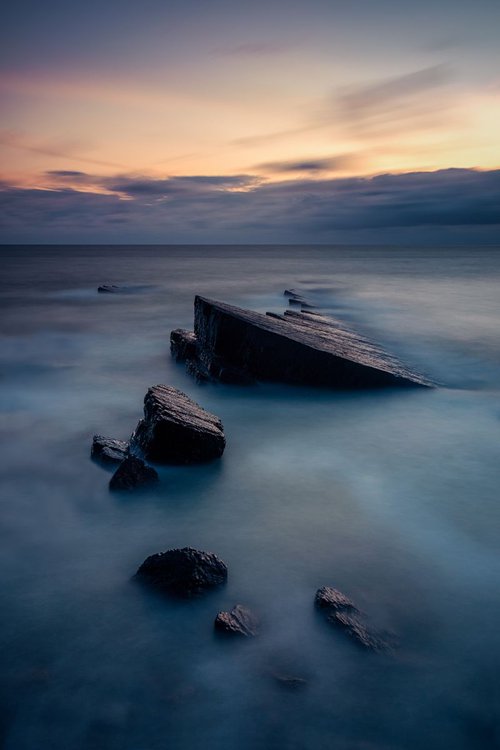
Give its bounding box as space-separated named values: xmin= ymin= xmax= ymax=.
xmin=1 ymin=245 xmax=499 ymax=750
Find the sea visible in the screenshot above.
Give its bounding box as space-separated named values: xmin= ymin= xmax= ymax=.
xmin=1 ymin=244 xmax=499 ymax=750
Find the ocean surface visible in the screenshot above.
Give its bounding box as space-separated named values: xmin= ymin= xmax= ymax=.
xmin=1 ymin=244 xmax=499 ymax=750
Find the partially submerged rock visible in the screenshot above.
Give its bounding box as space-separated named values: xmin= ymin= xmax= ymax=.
xmin=136 ymin=547 xmax=228 ymax=597
xmin=214 ymin=605 xmax=260 ymax=638
xmin=270 ymin=673 xmax=308 ymax=690
xmin=315 ymin=586 xmax=390 ymax=652
xmin=91 ymin=435 xmax=129 ymax=464
xmin=170 ymin=329 xmax=199 ymax=361
xmin=109 ymin=455 xmax=159 ymax=491
xmin=98 ymin=284 xmax=120 ymax=293
xmin=129 ymin=385 xmax=225 ymax=464
xmin=172 ymin=295 xmax=432 ymax=389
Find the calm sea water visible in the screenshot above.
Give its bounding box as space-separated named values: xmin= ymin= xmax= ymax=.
xmin=1 ymin=245 xmax=499 ymax=750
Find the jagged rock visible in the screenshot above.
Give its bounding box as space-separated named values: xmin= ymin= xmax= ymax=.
xmin=170 ymin=329 xmax=199 ymax=361
xmin=129 ymin=385 xmax=225 ymax=463
xmin=185 ymin=296 xmax=432 ymax=389
xmin=135 ymin=547 xmax=228 ymax=597
xmin=91 ymin=435 xmax=129 ymax=464
xmin=214 ymin=605 xmax=260 ymax=637
xmin=109 ymin=455 xmax=159 ymax=491
xmin=315 ymin=586 xmax=390 ymax=652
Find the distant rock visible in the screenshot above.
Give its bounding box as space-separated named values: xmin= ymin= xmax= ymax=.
xmin=109 ymin=455 xmax=159 ymax=491
xmin=315 ymin=586 xmax=390 ymax=652
xmin=270 ymin=672 xmax=308 ymax=690
xmin=129 ymin=384 xmax=225 ymax=464
xmin=135 ymin=547 xmax=228 ymax=597
xmin=214 ymin=605 xmax=260 ymax=637
xmin=91 ymin=435 xmax=129 ymax=464
xmin=97 ymin=284 xmax=120 ymax=293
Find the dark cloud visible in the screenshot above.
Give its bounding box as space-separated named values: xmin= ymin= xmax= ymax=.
xmin=1 ymin=168 xmax=499 ymax=244
xmin=45 ymin=170 xmax=88 ymax=177
xmin=257 ymin=154 xmax=358 ymax=174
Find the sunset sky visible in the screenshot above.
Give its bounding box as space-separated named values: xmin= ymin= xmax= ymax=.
xmin=1 ymin=0 xmax=499 ymax=243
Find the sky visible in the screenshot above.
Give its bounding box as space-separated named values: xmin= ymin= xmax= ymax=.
xmin=1 ymin=0 xmax=499 ymax=243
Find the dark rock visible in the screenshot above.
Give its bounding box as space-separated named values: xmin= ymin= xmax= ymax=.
xmin=170 ymin=329 xmax=199 ymax=361
xmin=315 ymin=586 xmax=390 ymax=652
xmin=109 ymin=455 xmax=159 ymax=491
xmin=189 ymin=296 xmax=432 ymax=389
xmin=91 ymin=435 xmax=128 ymax=464
xmin=129 ymin=385 xmax=225 ymax=464
xmin=214 ymin=605 xmax=260 ymax=637
xmin=136 ymin=546 xmax=228 ymax=597
xmin=98 ymin=284 xmax=120 ymax=293
xmin=185 ymin=358 xmax=213 ymax=383
xmin=271 ymin=673 xmax=308 ymax=690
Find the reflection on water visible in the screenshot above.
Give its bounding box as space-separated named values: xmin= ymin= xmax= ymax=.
xmin=1 ymin=245 xmax=499 ymax=749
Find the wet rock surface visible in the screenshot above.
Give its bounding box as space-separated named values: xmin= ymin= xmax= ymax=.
xmin=173 ymin=295 xmax=432 ymax=389
xmin=129 ymin=385 xmax=225 ymax=464
xmin=109 ymin=455 xmax=159 ymax=491
xmin=91 ymin=435 xmax=129 ymax=464
xmin=170 ymin=329 xmax=199 ymax=361
xmin=315 ymin=586 xmax=390 ymax=652
xmin=135 ymin=547 xmax=228 ymax=597
xmin=214 ymin=605 xmax=260 ymax=637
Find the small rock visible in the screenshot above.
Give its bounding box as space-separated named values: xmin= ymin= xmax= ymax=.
xmin=109 ymin=456 xmax=159 ymax=491
xmin=271 ymin=673 xmax=308 ymax=690
xmin=315 ymin=586 xmax=390 ymax=652
xmin=170 ymin=329 xmax=199 ymax=361
xmin=91 ymin=435 xmax=129 ymax=464
xmin=135 ymin=547 xmax=228 ymax=597
xmin=214 ymin=605 xmax=260 ymax=637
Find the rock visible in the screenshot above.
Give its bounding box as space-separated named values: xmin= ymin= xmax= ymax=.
xmin=315 ymin=586 xmax=390 ymax=652
xmin=129 ymin=385 xmax=225 ymax=464
xmin=170 ymin=329 xmax=199 ymax=361
xmin=91 ymin=435 xmax=129 ymax=464
xmin=214 ymin=605 xmax=260 ymax=637
xmin=97 ymin=284 xmax=120 ymax=293
xmin=135 ymin=547 xmax=228 ymax=597
xmin=185 ymin=358 xmax=213 ymax=383
xmin=271 ymin=673 xmax=308 ymax=690
xmin=109 ymin=455 xmax=159 ymax=491
xmin=183 ymin=296 xmax=432 ymax=389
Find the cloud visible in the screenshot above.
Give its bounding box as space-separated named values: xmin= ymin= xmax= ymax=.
xmin=1 ymin=168 xmax=499 ymax=244
xmin=256 ymin=154 xmax=360 ymax=174
xmin=0 ymin=131 xmax=126 ymax=169
xmin=336 ymin=64 xmax=454 ymax=136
